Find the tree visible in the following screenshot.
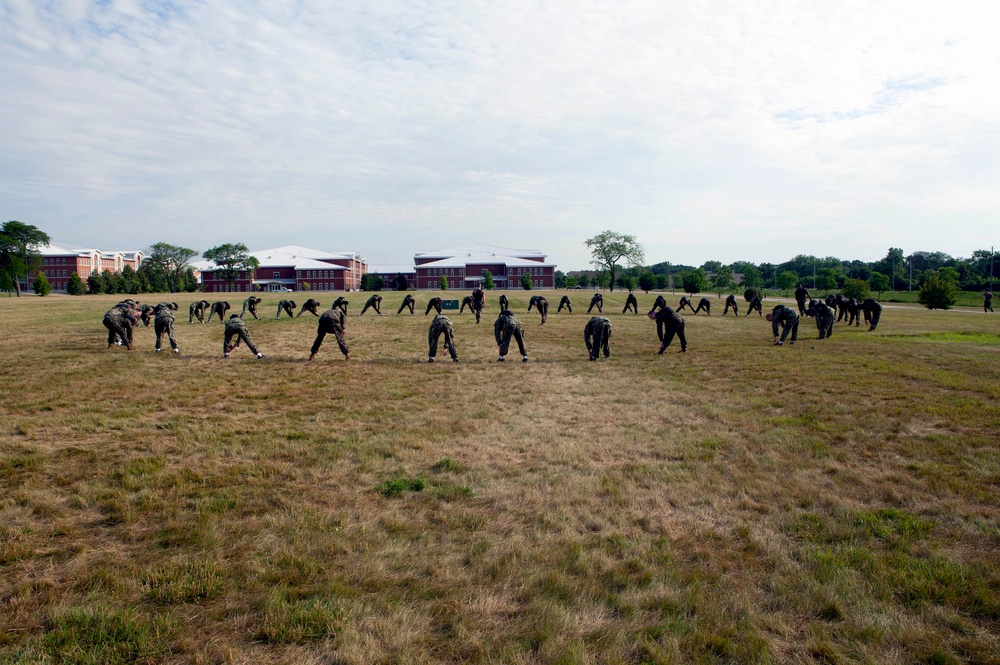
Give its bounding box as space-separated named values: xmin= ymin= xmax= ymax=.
xmin=619 ymin=275 xmax=638 ymax=292
xmin=816 ymin=268 xmax=839 ymax=293
xmin=87 ymin=272 xmax=102 ymax=294
xmin=738 ymin=264 xmax=763 ymax=290
xmin=868 ymin=272 xmax=890 ymax=299
xmin=710 ymin=266 xmax=734 ymax=297
xmin=638 ymin=271 xmax=656 ymax=293
xmin=842 ymin=278 xmax=870 ymax=301
xmin=360 ymin=274 xmax=374 ymax=291
xmin=146 ymin=242 xmax=198 ymax=293
xmin=700 ymin=260 xmax=722 ymax=273
xmin=595 ymin=271 xmax=611 ymax=290
xmin=520 ymin=273 xmax=532 ymax=290
xmin=66 ymin=272 xmax=85 ymax=295
xmin=32 ymin=271 xmax=51 ymax=296
xmin=584 ymin=231 xmax=644 ymax=292
xmin=439 ymin=274 xmax=448 ymax=290
xmin=680 ymin=269 xmax=706 ymax=295
xmin=0 ymin=221 xmax=51 ymax=297
xmin=394 ymin=273 xmax=408 ymax=291
xmin=577 ymin=274 xmax=590 ymax=290
xmin=202 ymin=243 xmax=259 ymax=289
xmin=483 ymin=271 xmax=495 ymax=290
xmin=120 ymin=265 xmax=140 ymax=294
xmin=777 ymin=271 xmax=799 ymax=296
xmin=654 ymin=273 xmax=670 ymax=290
xmin=554 ymin=270 xmax=566 ymax=289
xmin=918 ymin=271 xmax=958 ymax=310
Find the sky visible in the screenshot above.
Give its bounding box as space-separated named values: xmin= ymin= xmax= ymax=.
xmin=2 ymin=0 xmax=998 ymax=271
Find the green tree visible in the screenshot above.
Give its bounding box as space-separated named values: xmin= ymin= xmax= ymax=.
xmin=680 ymin=269 xmax=706 ymax=295
xmin=439 ymin=274 xmax=448 ymax=290
xmin=394 ymin=273 xmax=408 ymax=291
xmin=654 ymin=273 xmax=670 ymax=290
xmin=32 ymin=271 xmax=51 ymax=296
xmin=868 ymin=272 xmax=890 ymax=298
xmin=700 ymin=260 xmax=722 ymax=273
xmin=842 ymin=278 xmax=871 ymax=301
xmin=595 ymin=271 xmax=611 ymax=290
xmin=183 ymin=267 xmax=200 ymax=292
xmin=146 ymin=242 xmax=198 ymax=293
xmin=66 ymin=272 xmax=85 ymax=295
xmin=738 ymin=264 xmax=763 ymax=290
xmin=918 ymin=271 xmax=958 ymax=310
xmin=584 ymin=230 xmax=644 ymax=292
xmin=483 ymin=271 xmax=495 ymax=290
xmin=520 ymin=273 xmax=532 ymax=290
xmin=0 ymin=221 xmax=51 ymax=297
xmin=710 ymin=265 xmax=734 ymax=297
xmin=86 ymin=272 xmax=102 ymax=294
xmin=816 ymin=268 xmax=839 ymax=293
xmin=120 ymin=265 xmax=139 ymax=294
xmin=101 ymin=269 xmax=121 ymax=294
xmin=554 ymin=270 xmax=565 ymax=288
xmin=619 ymin=275 xmax=638 ymax=292
xmin=202 ymin=243 xmax=259 ymax=289
xmin=638 ymin=271 xmax=656 ymax=293
xmin=777 ymin=271 xmax=798 ymax=296
xmin=360 ymin=274 xmax=374 ymax=291
xmin=577 ymin=273 xmax=590 ymax=290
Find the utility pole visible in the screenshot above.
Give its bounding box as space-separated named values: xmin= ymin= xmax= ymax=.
xmin=991 ymin=246 xmax=994 ymax=291
xmin=909 ymin=256 xmax=913 ymax=291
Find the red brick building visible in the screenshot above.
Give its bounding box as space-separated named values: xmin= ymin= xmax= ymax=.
xmin=196 ymin=245 xmax=367 ymax=294
xmin=413 ymin=244 xmax=556 ymax=290
xmin=22 ymin=244 xmax=145 ymax=292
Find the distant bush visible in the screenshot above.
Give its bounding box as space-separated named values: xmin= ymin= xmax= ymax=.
xmin=918 ymin=273 xmax=958 ymax=310
xmin=32 ymin=271 xmax=51 ymax=296
xmin=842 ymin=278 xmax=870 ymax=301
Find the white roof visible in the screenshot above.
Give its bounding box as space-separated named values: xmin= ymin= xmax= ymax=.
xmin=39 ymin=243 xmax=91 ymax=257
xmin=417 ymin=251 xmax=555 ymax=269
xmin=414 ymin=243 xmax=546 ymax=260
xmin=369 ymin=264 xmax=415 ymax=274
xmin=197 ymin=246 xmax=350 ymax=272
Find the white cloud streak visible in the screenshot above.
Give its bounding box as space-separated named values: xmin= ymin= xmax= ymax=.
xmin=1 ymin=0 xmax=998 ymax=268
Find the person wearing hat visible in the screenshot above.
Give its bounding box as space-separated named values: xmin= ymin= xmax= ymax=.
xmin=767 ymin=305 xmax=799 ymax=345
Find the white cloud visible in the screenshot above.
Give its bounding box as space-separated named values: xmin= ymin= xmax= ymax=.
xmin=1 ymin=0 xmax=998 ymax=268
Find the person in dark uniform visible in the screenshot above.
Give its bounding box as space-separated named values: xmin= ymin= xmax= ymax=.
xmin=425 ymin=297 xmax=443 ymax=315
xmin=494 ymin=309 xmax=528 ymax=362
xmin=459 ymin=295 xmax=474 ymax=314
xmin=744 ymin=288 xmax=760 ymax=303
xmin=677 ymin=296 xmax=695 ymax=312
xmin=332 ymin=296 xmax=349 ymax=315
xmin=723 ymin=295 xmax=739 ymax=316
xmin=308 ymin=307 xmax=350 ymax=361
xmin=189 ymin=299 xmax=210 ymax=324
xmin=427 ymin=314 xmax=459 ymax=363
xmin=745 ymin=295 xmax=763 ymax=317
xmin=276 ymin=299 xmax=296 ymax=319
xmin=558 ymin=295 xmax=573 ymax=313
xmin=240 ymin=296 xmax=263 ymax=320
xmin=651 ymin=295 xmax=667 ymax=313
xmin=223 ymin=314 xmax=264 ymax=359
xmin=693 ymin=297 xmax=711 ymax=315
xmin=794 ymin=284 xmax=811 ymax=316
xmin=587 ymin=293 xmax=603 ymax=313
xmin=296 ymin=299 xmax=321 ymax=317
xmin=806 ymin=299 xmax=835 ymax=339
xmin=767 ymin=305 xmax=799 ymax=345
xmin=648 ymin=307 xmax=686 ymax=353
xmin=845 ymin=298 xmax=861 ymax=327
xmin=397 ymin=294 xmax=415 ymax=315
xmin=471 ymin=286 xmax=486 ymax=323
xmin=498 ymin=294 xmax=509 ymax=312
xmin=584 ymin=316 xmax=612 ymax=360
xmin=528 ymin=295 xmax=549 ymax=324
xmin=860 ymin=299 xmax=882 ymax=331
xmin=103 ymin=303 xmax=137 ymax=350
xmin=359 ymin=294 xmax=383 ymax=316
xmin=153 ymin=302 xmax=180 ymax=353
xmin=984 ymin=290 xmax=993 ymax=313
xmin=622 ymin=292 xmax=639 ymax=314
xmin=207 ymin=301 xmax=230 ymax=323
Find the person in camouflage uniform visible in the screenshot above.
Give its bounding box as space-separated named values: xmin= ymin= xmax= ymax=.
xmin=745 ymin=294 xmax=763 ymax=317
xmin=459 ymin=295 xmax=474 ymax=314
xmin=140 ymin=304 xmax=156 ymax=327
xmin=584 ymin=316 xmax=612 ymax=361
xmin=845 ymin=298 xmax=861 ymax=327
xmin=397 ymin=294 xmax=415 ymax=315
xmin=471 ymin=286 xmax=486 ymax=324
xmin=276 ymin=299 xmax=296 ymax=319
xmin=297 ymin=299 xmax=321 ymax=317
xmin=587 ymin=293 xmax=603 ymax=313
xmin=498 ymin=294 xmax=509 ymax=312
xmin=558 ymin=295 xmax=572 ymax=313
xmin=648 ymin=307 xmax=686 ymax=353
xmin=207 ymin=301 xmax=231 ymax=322
xmin=794 ymin=284 xmax=811 ymax=316
xmin=861 ymin=299 xmax=882 ymax=331
xmin=309 ymin=307 xmax=350 ymax=361
xmin=103 ymin=303 xmax=138 ymax=350
xmin=651 ymin=295 xmax=667 ymax=313
xmin=623 ymin=292 xmax=639 ymax=315
xmin=723 ymin=294 xmax=739 ymax=316
xmin=528 ymin=295 xmax=549 ymax=324
xmin=985 ymin=290 xmax=994 ymax=313
xmin=427 ymin=314 xmax=459 ymax=362
xmin=189 ymin=299 xmax=210 ymax=324
xmin=693 ymin=297 xmax=712 ymax=315
xmin=333 ymin=296 xmax=350 ymax=315
xmin=359 ymin=294 xmax=383 ymax=316
xmin=153 ymin=302 xmax=180 ymax=353
xmin=767 ymin=305 xmax=799 ymax=345
xmin=494 ymin=309 xmax=528 ymax=362
xmin=806 ymin=299 xmax=835 ymax=339
xmin=223 ymin=314 xmax=264 ymax=359
xmin=425 ymin=297 xmax=443 ymax=315
xmin=240 ymin=296 xmax=263 ymax=320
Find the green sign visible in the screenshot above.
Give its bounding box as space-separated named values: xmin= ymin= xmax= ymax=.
xmin=442 ymin=299 xmax=459 ymax=310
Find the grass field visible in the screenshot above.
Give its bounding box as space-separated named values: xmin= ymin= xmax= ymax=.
xmin=1 ymin=290 xmax=997 ymax=664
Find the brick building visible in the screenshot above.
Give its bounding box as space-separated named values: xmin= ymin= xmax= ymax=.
xmin=196 ymin=245 xmax=367 ymax=294
xmin=413 ymin=244 xmax=556 ymax=290
xmin=22 ymin=244 xmax=145 ymax=292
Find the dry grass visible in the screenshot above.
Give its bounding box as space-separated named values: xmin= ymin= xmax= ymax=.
xmin=0 ymin=290 xmax=997 ymax=664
